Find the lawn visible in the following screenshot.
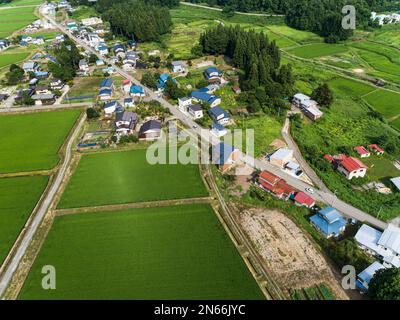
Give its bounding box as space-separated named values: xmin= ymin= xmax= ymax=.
xmin=0 ymin=109 xmax=81 ymax=173
xmin=69 ymin=5 xmax=99 ymax=21
xmin=66 ymin=77 xmax=102 ymax=101
xmin=363 ymin=89 xmax=400 ymax=120
xmin=19 ymin=204 xmax=264 ymax=299
xmin=266 ymin=25 xmax=322 ymax=44
xmin=58 ymin=148 xmax=209 ymax=208
xmin=0 ymin=7 xmax=37 ymax=38
xmin=362 ymin=156 xmax=400 ymax=182
xmin=0 ymin=175 xmax=48 ymax=265
xmin=287 ymin=43 xmax=348 ymax=59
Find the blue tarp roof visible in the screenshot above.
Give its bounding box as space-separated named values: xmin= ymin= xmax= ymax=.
xmin=130 ymin=85 xmax=144 ymax=94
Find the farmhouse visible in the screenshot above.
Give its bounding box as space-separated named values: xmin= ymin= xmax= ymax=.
xmin=292 ymin=93 xmax=323 ymax=121
xmin=115 ymin=111 xmax=138 ymax=135
xmin=356 ymin=261 xmax=386 ymax=292
xmin=178 ymin=97 xmax=192 ymax=112
xmin=79 ymin=59 xmax=89 ymax=73
xmin=208 ymin=106 xmax=230 ymax=125
xmin=212 ymin=142 xmax=240 ymax=172
xmin=50 ymin=78 xmax=65 ymax=90
xmin=355 ymin=224 xmax=400 ymax=268
xmin=293 ymin=192 xmax=315 ymax=208
xmin=139 ymin=120 xmax=162 ymax=140
xmin=171 ymin=61 xmax=185 ymax=73
xmin=325 ymin=154 xmax=368 ymax=180
xmin=369 ymin=144 xmax=384 ymax=155
xmin=23 ymin=61 xmax=39 ymax=73
xmin=204 ymin=67 xmax=222 ymax=83
xmin=257 ymin=171 xmax=295 ymax=200
xmin=187 ymin=104 xmax=203 ymax=119
xmin=354 ymin=146 xmax=370 ymax=158
xmin=190 ymin=91 xmax=221 ymax=108
xmin=269 ymin=148 xmax=294 ymax=168
xmin=31 ymin=93 xmax=56 ymax=105
xmin=309 ymin=207 xmax=347 ymax=238
xmin=130 ymin=85 xmax=145 ymax=98
xmin=103 ymin=100 xmax=120 ymax=116
xmin=211 ymin=123 xmax=227 ymax=137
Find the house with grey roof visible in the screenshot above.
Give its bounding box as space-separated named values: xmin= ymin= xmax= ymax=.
xmin=139 ymin=120 xmax=161 ymax=140
xmin=115 ymin=111 xmax=138 ymax=135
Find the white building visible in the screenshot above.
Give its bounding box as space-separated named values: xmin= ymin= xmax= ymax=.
xmin=178 ymin=97 xmax=192 ymax=113
xmin=356 ymin=261 xmax=386 ymax=292
xmin=269 ymin=148 xmax=293 ymax=168
xmin=172 ymin=61 xmax=185 ymax=73
xmin=187 ymin=104 xmax=203 ymax=119
xmin=355 ymin=224 xmax=400 ymax=268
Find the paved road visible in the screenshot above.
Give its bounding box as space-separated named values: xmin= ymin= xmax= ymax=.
xmin=41 ymin=6 xmax=388 ymax=232
xmin=0 ymin=114 xmax=86 ymax=298
xmin=180 ymin=2 xmax=285 ymax=17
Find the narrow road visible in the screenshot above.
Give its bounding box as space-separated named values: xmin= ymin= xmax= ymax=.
xmin=0 ymin=5 xmax=38 ymax=10
xmin=0 ymin=113 xmax=86 ymax=298
xmin=0 ymin=101 xmax=88 ymax=113
xmin=41 ymin=5 xmax=388 ymax=232
xmin=180 ymin=2 xmax=284 ymax=17
xmin=282 ymin=115 xmax=329 ymax=192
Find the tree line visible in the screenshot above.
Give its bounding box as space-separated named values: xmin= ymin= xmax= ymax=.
xmin=197 ymin=25 xmax=294 ymax=114
xmin=99 ymin=0 xmax=173 ymax=42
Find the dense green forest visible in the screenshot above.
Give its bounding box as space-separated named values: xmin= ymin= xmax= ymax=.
xmin=98 ymin=0 xmax=173 ymax=41
xmin=0 ymin=0 xmax=12 ymax=3
xmin=198 ymin=25 xmax=294 ymax=113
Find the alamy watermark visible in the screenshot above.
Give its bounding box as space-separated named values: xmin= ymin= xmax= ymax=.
xmin=342 ymin=5 xmax=356 ymax=30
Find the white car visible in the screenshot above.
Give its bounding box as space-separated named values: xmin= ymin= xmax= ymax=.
xmin=305 ymin=187 xmax=315 ymax=194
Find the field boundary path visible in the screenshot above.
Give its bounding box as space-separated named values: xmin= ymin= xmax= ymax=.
xmin=180 ymin=2 xmax=284 ymax=17
xmin=55 ymin=197 xmax=213 ymax=216
xmin=0 ymin=102 xmax=88 ymax=114
xmin=0 ymin=113 xmax=86 ymax=298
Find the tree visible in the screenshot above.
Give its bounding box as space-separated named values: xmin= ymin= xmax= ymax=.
xmin=5 ymin=64 xmax=24 ymax=85
xmin=312 ymin=83 xmax=333 ymax=107
xmin=86 ymin=107 xmax=100 ymax=119
xmin=141 ymin=72 xmax=158 ymax=89
xmin=369 ymin=268 xmax=400 ymax=300
xmin=88 ymin=53 xmax=98 ymax=64
xmin=164 ymin=78 xmax=185 ymax=100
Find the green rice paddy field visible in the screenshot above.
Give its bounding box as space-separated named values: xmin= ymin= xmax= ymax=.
xmin=0 ymin=7 xmax=37 ymax=38
xmin=287 ymin=43 xmax=348 ymax=59
xmin=19 ymin=204 xmax=264 ymax=299
xmin=0 ymin=50 xmax=30 ymax=69
xmin=0 ymin=109 xmax=81 ymax=173
xmin=0 ymin=175 xmax=48 ymax=265
xmin=0 ymin=0 xmax=42 ymax=6
xmin=58 ymin=148 xmax=209 ymax=208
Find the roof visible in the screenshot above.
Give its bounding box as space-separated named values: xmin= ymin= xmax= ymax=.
xmin=302 ymin=99 xmax=318 ymax=108
xmin=208 ymin=106 xmax=229 ymax=119
xmin=23 ymin=61 xmax=36 ymax=69
xmin=293 ymin=93 xmax=310 ymax=102
xmin=378 ymin=224 xmax=400 ymax=255
xmin=204 ymin=67 xmax=221 ymax=78
xmin=159 ymin=73 xmax=169 ymax=82
xmin=270 ymin=148 xmax=293 ymax=161
xmin=259 ymin=171 xmax=280 ymax=186
xmin=172 ymin=61 xmax=184 ymax=66
xmin=100 ymin=78 xmax=113 ymax=88
xmin=319 ymin=207 xmax=343 ymax=224
xmin=32 ymin=93 xmax=55 ymax=100
xmin=98 ymin=88 xmax=112 ymax=95
xmin=103 ymin=100 xmax=119 ymax=110
xmin=211 ymin=123 xmax=226 ymax=131
xmin=212 ymin=142 xmax=236 ymax=166
xmin=130 ymin=85 xmax=144 ymax=94
xmin=139 ymin=120 xmax=161 ymax=133
xmin=115 ymin=111 xmax=137 ymax=124
xmin=324 ymin=154 xmax=334 ymax=162
xmin=310 ymin=210 xmax=346 ymax=236
xmin=391 ymin=177 xmax=400 ymax=191
xmin=294 ymin=192 xmax=315 ymax=207
xmin=339 ymin=156 xmax=367 ymax=172
xmin=79 ymin=59 xmax=88 ymax=66
xmin=354 ymin=146 xmax=370 ymax=156
xmin=369 ymin=144 xmax=384 ymax=153
xmin=357 ymin=261 xmax=386 ymax=289
xmin=286 ymin=161 xmax=300 ymax=171
xmin=355 ymin=224 xmax=382 ymax=253
xmin=188 ymin=104 xmax=202 ymax=112
xmin=258 ymin=171 xmax=295 ymax=196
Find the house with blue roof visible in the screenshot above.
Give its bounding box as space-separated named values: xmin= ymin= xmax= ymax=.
xmin=212 ymin=142 xmax=240 ymax=172
xmin=100 ymin=78 xmax=113 ymax=90
xmin=190 ymin=91 xmax=221 ymax=108
xmin=157 ymin=73 xmax=170 ymax=91
xmin=130 ymin=85 xmax=145 ymax=98
xmin=208 ymin=106 xmax=230 ymax=125
xmin=204 ymin=67 xmax=222 ymax=83
xmin=103 ymin=100 xmax=121 ymax=116
xmin=356 ymin=261 xmax=386 ymax=292
xmin=127 ymin=39 xmax=137 ymax=49
xmin=98 ymin=88 xmax=112 ymax=101
xmin=34 ymin=71 xmax=48 ymax=79
xmin=309 ymin=207 xmax=347 ymax=238
xmin=98 ymin=45 xmax=108 ymax=56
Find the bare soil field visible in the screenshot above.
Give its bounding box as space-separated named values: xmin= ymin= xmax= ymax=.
xmin=235 ymin=207 xmax=349 ymax=300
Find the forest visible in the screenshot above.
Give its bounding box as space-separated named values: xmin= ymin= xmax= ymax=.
xmin=198 ymin=25 xmax=294 ymax=113
xmin=99 ymin=0 xmax=173 ymax=42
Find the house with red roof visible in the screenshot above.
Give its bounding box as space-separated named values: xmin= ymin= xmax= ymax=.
xmin=258 ymin=171 xmax=296 ymax=200
xmin=369 ymin=144 xmax=384 ymax=156
xmin=337 ymin=156 xmax=368 ymax=180
xmin=354 ymin=146 xmax=370 ymax=158
xmin=294 ymin=192 xmax=316 ymax=208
